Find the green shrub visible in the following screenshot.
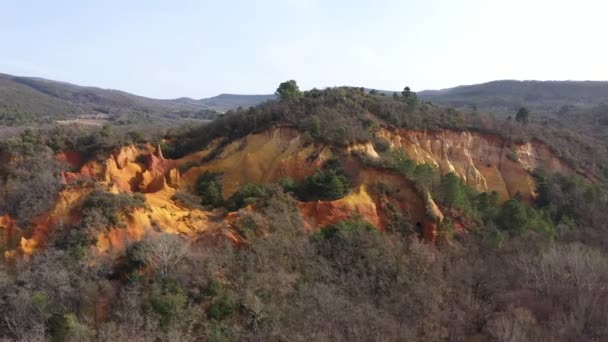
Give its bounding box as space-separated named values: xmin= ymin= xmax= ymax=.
xmin=207 ymin=293 xmax=236 ymax=321
xmin=227 ymin=183 xmax=269 ymax=210
xmin=298 ymin=168 xmax=349 ymax=201
xmin=495 ymin=197 xmax=554 ymax=236
xmin=81 ymin=189 xmax=147 ymax=226
xmin=150 ymin=291 xmax=187 ymax=326
xmin=197 ymin=171 xmax=224 ymax=207
xmin=178 ymin=161 xmax=200 ymax=173
xmin=315 ymin=218 xmax=376 ymax=241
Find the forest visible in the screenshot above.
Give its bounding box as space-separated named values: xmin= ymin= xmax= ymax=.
xmin=0 ymin=82 xmax=607 ymax=341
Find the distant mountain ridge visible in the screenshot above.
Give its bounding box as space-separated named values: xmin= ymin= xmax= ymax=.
xmin=0 ymin=73 xmax=275 ymax=125
xmin=3 ymin=73 xmax=608 ymax=126
xmin=417 ymin=80 xmax=608 ymax=116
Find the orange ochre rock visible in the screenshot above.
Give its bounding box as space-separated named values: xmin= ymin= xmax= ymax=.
xmin=298 ymin=186 xmax=381 ymax=231
xmin=376 ymin=127 xmax=579 ymax=202
xmin=6 ymin=125 xmax=585 ymax=257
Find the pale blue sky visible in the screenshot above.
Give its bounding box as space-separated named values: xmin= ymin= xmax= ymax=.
xmin=1 ymin=0 xmax=606 ymax=98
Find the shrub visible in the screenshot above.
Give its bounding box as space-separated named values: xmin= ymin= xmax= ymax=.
xmin=298 ymin=168 xmax=349 ymax=201
xmin=495 ymin=198 xmax=553 ymax=236
xmin=81 ymin=189 xmax=147 ymax=226
xmin=227 ymin=183 xmax=270 ymax=211
xmin=197 ymin=172 xmax=224 ymax=207
xmin=207 ymin=293 xmax=236 ymax=321
xmin=315 ymin=218 xmax=376 ymax=241
xmin=171 ymin=191 xmax=203 ymax=209
xmin=150 ymin=290 xmax=187 ymax=326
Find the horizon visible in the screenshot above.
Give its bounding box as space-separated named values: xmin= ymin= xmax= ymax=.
xmin=2 ymin=0 xmax=607 ymax=99
xmin=5 ymin=72 xmax=608 ymax=100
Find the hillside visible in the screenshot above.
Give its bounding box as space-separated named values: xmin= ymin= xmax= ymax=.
xmin=418 ymin=80 xmax=608 ymax=116
xmin=196 ymin=93 xmax=276 ymax=112
xmin=0 ymin=85 xmax=607 ymax=341
xmin=0 ymin=73 xmax=275 ymax=125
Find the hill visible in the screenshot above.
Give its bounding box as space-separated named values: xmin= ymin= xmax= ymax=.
xmin=1 ymin=86 xmax=607 ymax=340
xmin=0 ymin=73 xmax=275 ymax=125
xmin=196 ymin=93 xmax=276 ymax=112
xmin=418 ymin=80 xmax=608 ymax=116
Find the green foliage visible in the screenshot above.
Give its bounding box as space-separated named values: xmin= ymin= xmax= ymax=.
xmin=401 ymin=86 xmax=418 ymax=109
xmin=207 ymin=293 xmax=236 ymax=321
xmin=149 ymin=290 xmax=187 ymax=326
xmin=495 ymin=197 xmax=554 ymax=236
xmin=298 ymin=168 xmax=350 ymax=201
xmin=412 ymin=163 xmax=439 ymax=193
xmin=203 ymin=280 xmax=222 ymax=298
xmin=516 ymin=107 xmax=530 ymax=124
xmin=178 ymin=160 xmax=200 ymax=173
xmin=385 ymin=202 xmax=415 ymax=236
xmin=120 ymin=242 xmax=146 ymax=279
xmin=197 ymin=172 xmax=224 ymax=207
xmin=438 ymin=217 xmax=456 ymax=242
xmin=48 ymin=313 xmax=93 ymax=342
xmin=278 ymin=177 xmax=298 ymax=193
xmin=315 ymin=218 xmax=376 ymax=241
xmin=227 ymin=183 xmax=271 ymax=210
xmin=439 ymin=172 xmax=469 ymax=210
xmin=275 ymin=80 xmax=302 ymax=101
xmin=534 ymin=169 xmax=608 ymax=230
xmin=81 ymin=189 xmax=147 ymax=226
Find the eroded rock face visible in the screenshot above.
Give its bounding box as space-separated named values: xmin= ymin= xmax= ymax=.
xmin=180 ymin=127 xmax=332 ymax=196
xmin=377 ymin=127 xmax=577 ymax=201
xmin=298 ymin=186 xmax=381 ymax=231
xmin=6 ymin=125 xmax=581 ymax=257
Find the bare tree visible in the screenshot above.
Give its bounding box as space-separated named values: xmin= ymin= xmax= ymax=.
xmin=139 ymin=234 xmax=189 ymax=278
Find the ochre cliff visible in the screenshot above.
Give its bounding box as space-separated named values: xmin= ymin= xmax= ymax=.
xmin=377 ymin=127 xmax=576 ymax=201
xmin=3 ymin=125 xmax=579 ymax=257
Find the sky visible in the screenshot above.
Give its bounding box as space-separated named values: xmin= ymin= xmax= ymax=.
xmin=1 ymin=0 xmax=607 ymax=99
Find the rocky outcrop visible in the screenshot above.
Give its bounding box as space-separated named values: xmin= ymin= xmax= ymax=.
xmin=377 ymin=127 xmax=577 ymax=201
xmin=298 ymin=186 xmax=381 ymax=231
xmin=180 ymin=127 xmax=332 ymax=196
xmin=8 ymin=125 xmax=582 ymax=257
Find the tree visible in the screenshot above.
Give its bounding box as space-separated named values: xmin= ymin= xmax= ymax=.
xmin=439 ymin=172 xmax=467 ymax=210
xmin=515 ymin=107 xmax=530 ymax=125
xmin=275 ymin=80 xmax=302 ymax=101
xmin=139 ymin=234 xmax=189 ymax=278
xmin=401 ymin=86 xmax=418 ymax=109
xmin=197 ymin=172 xmax=224 ymax=207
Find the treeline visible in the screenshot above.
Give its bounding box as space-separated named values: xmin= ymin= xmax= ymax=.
xmin=2 ymin=182 xmax=607 ymax=340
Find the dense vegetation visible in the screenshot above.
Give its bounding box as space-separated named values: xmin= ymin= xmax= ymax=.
xmin=1 ymin=80 xmax=608 ymax=340
xmin=1 ymin=177 xmax=607 ymax=340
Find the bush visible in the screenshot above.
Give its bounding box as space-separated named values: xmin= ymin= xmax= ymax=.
xmin=227 ymin=183 xmax=270 ymax=211
xmin=207 ymin=293 xmax=236 ymax=321
xmin=197 ymin=172 xmax=224 ymax=207
xmin=149 ymin=290 xmax=187 ymax=326
xmin=315 ymin=218 xmax=376 ymax=241
xmin=81 ymin=189 xmax=147 ymax=226
xmin=298 ymin=168 xmax=350 ymax=201
xmin=495 ymin=197 xmax=553 ymax=236
xmin=171 ymin=191 xmax=203 ymax=209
